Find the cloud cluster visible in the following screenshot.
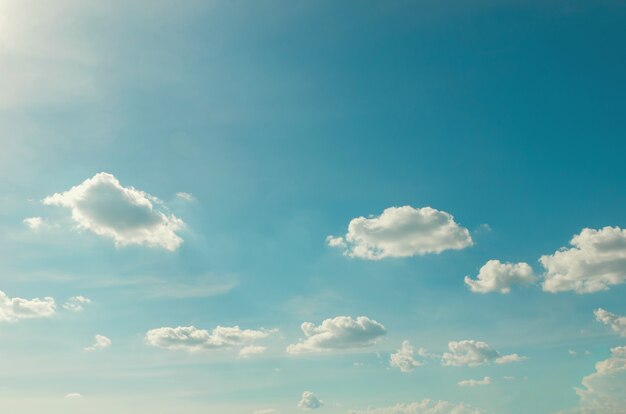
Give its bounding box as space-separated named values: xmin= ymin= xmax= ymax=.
xmin=43 ymin=172 xmax=184 ymax=251
xmin=328 ymin=206 xmax=473 ymax=260
xmin=287 ymin=316 xmax=386 ymax=354
xmin=540 ymin=226 xmax=626 ymax=293
xmin=441 ymin=340 xmax=525 ymax=367
xmin=594 ymin=308 xmax=626 ymax=337
xmin=145 ymin=325 xmax=275 ymax=353
xmin=464 ymin=260 xmax=536 ymax=294
xmin=0 ymin=290 xmax=56 ymax=322
xmin=298 ymin=391 xmax=323 ymax=410
xmin=348 ymin=399 xmax=484 ymax=414
xmin=390 ymin=340 xmax=423 ymax=372
xmin=458 ymin=377 xmax=491 ymax=387
xmin=63 ymin=296 xmax=91 ymax=312
xmin=576 ymin=346 xmax=626 ymax=413
xmin=84 ymin=334 xmax=112 ymax=351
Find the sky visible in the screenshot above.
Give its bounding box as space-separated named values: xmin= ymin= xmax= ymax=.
xmin=1 ymin=1 xmax=626 ymax=413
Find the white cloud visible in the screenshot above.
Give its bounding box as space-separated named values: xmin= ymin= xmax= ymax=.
xmin=540 ymin=226 xmax=626 ymax=293
xmin=84 ymin=334 xmax=112 ymax=351
xmin=348 ymin=399 xmax=484 ymax=414
xmin=175 ymin=192 xmax=195 ymax=201
xmin=576 ymin=346 xmax=626 ymax=413
xmin=458 ymin=377 xmax=491 ymax=387
xmin=145 ymin=325 xmax=276 ymax=353
xmin=298 ymin=391 xmax=323 ymax=410
xmin=253 ymin=410 xmax=280 ymax=414
xmin=286 ymin=316 xmax=386 ymax=354
xmin=0 ymin=290 xmax=56 ymax=322
xmin=64 ymin=393 xmax=83 ymax=399
xmin=238 ymin=345 xmax=268 ymax=359
xmin=464 ymin=260 xmax=536 ymax=294
xmin=63 ymin=296 xmax=91 ymax=312
xmin=441 ymin=340 xmax=525 ymax=367
xmin=594 ymin=308 xmax=626 ymax=337
xmin=43 ymin=172 xmax=184 ymax=251
xmin=328 ymin=206 xmax=473 ymax=260
xmin=23 ymin=216 xmax=46 ymax=230
xmin=390 ymin=340 xmax=423 ymax=372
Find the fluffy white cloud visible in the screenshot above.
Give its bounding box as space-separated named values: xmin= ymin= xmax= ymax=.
xmin=238 ymin=345 xmax=268 ymax=358
xmin=576 ymin=346 xmax=626 ymax=413
xmin=540 ymin=226 xmax=626 ymax=293
xmin=43 ymin=172 xmax=184 ymax=250
xmin=458 ymin=377 xmax=491 ymax=387
xmin=84 ymin=334 xmax=112 ymax=351
xmin=348 ymin=399 xmax=484 ymax=414
xmin=145 ymin=325 xmax=275 ymax=353
xmin=64 ymin=393 xmax=82 ymax=399
xmin=594 ymin=308 xmax=626 ymax=337
xmin=0 ymin=290 xmax=56 ymax=322
xmin=390 ymin=341 xmax=423 ymax=372
xmin=286 ymin=316 xmax=386 ymax=354
xmin=327 ymin=206 xmax=473 ymax=260
xmin=441 ymin=340 xmax=525 ymax=367
xmin=298 ymin=391 xmax=323 ymax=410
xmin=23 ymin=216 xmax=45 ymax=230
xmin=63 ymin=296 xmax=91 ymax=312
xmin=464 ymin=260 xmax=536 ymax=294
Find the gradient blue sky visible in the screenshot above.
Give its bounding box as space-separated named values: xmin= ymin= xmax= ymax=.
xmin=1 ymin=1 xmax=625 ymax=413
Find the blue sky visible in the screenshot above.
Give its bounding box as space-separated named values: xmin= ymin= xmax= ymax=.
xmin=1 ymin=1 xmax=626 ymax=413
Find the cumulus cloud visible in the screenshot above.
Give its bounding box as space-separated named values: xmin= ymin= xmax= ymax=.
xmin=238 ymin=345 xmax=268 ymax=359
xmin=348 ymin=399 xmax=484 ymax=414
xmin=43 ymin=172 xmax=184 ymax=250
xmin=390 ymin=340 xmax=423 ymax=372
xmin=84 ymin=334 xmax=112 ymax=351
xmin=145 ymin=325 xmax=276 ymax=353
xmin=594 ymin=308 xmax=626 ymax=337
xmin=23 ymin=216 xmax=46 ymax=230
xmin=298 ymin=391 xmax=323 ymax=410
xmin=464 ymin=260 xmax=536 ymax=294
xmin=64 ymin=393 xmax=83 ymax=399
xmin=458 ymin=377 xmax=491 ymax=387
xmin=540 ymin=226 xmax=626 ymax=293
xmin=576 ymin=346 xmax=626 ymax=413
xmin=0 ymin=290 xmax=56 ymax=322
xmin=327 ymin=206 xmax=473 ymax=260
xmin=62 ymin=296 xmax=91 ymax=312
xmin=287 ymin=316 xmax=386 ymax=354
xmin=441 ymin=340 xmax=525 ymax=367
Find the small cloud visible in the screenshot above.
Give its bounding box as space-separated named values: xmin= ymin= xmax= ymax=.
xmin=464 ymin=260 xmax=536 ymax=294
xmin=145 ymin=325 xmax=276 ymax=354
xmin=348 ymin=399 xmax=485 ymax=414
xmin=328 ymin=206 xmax=473 ymax=260
xmin=594 ymin=308 xmax=626 ymax=337
xmin=299 ymin=391 xmax=323 ymax=410
xmin=390 ymin=340 xmax=423 ymax=372
xmin=64 ymin=393 xmax=82 ymax=399
xmin=569 ymin=350 xmax=577 ymax=355
xmin=63 ymin=296 xmax=91 ymax=312
xmin=442 ymin=340 xmax=525 ymax=367
xmin=0 ymin=290 xmax=56 ymax=322
xmin=23 ymin=216 xmax=46 ymax=230
xmin=239 ymin=345 xmax=267 ymax=359
xmin=287 ymin=316 xmax=386 ymax=354
xmin=253 ymin=410 xmax=280 ymax=414
xmin=458 ymin=376 xmax=491 ymax=387
xmin=43 ymin=172 xmax=184 ymax=251
xmin=175 ymin=192 xmax=195 ymax=202
xmin=84 ymin=334 xmax=112 ymax=351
